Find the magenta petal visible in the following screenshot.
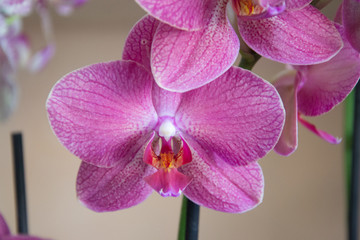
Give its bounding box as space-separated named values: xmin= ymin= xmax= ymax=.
xmin=238 ymin=5 xmax=343 ymax=65
xmin=298 ymin=115 xmax=341 ymax=144
xmin=46 ymin=61 xmax=158 ymax=167
xmin=0 ymin=213 xmax=10 ymax=236
xmin=135 ymin=0 xmax=223 ymax=30
xmin=175 ymin=66 xmax=285 ymax=166
xmin=343 ymin=0 xmax=360 ymax=52
xmin=180 ymin=138 xmax=264 ymax=213
xmin=273 ymin=71 xmax=298 ymax=156
xmin=152 ymin=10 xmax=239 ymax=92
xmin=77 ymin=150 xmax=156 ymax=212
xmin=123 ymin=15 xmax=160 ymax=72
xmin=151 ymin=83 xmax=181 ymax=117
xmin=144 ymin=168 xmax=192 ymax=197
xmin=297 ymin=26 xmax=360 ymax=116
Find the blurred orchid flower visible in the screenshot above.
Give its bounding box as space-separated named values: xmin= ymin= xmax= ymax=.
xmin=134 ymin=0 xmax=343 ymax=92
xmin=274 ymin=24 xmax=360 ymax=156
xmin=46 ymin=16 xmax=285 ymax=213
xmin=0 ymin=17 xmax=29 ymax=122
xmin=0 ymin=212 xmax=50 ymax=240
xmin=0 ymin=0 xmax=86 ymax=121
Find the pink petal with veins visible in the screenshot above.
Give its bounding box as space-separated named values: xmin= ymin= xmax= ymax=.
xmin=238 ymin=5 xmax=343 ymax=65
xmin=135 ymin=0 xmax=225 ymax=31
xmin=123 ymin=15 xmax=159 ymax=72
xmin=152 ymin=1 xmax=239 ymax=92
xmin=123 ymin=15 xmax=181 ymax=116
xmin=46 ymin=61 xmax=158 ymax=167
xmin=180 ymin=136 xmax=264 ymax=213
xmin=296 ymin=25 xmax=360 ymax=116
xmin=76 ymin=149 xmax=155 ymax=212
xmin=175 ymin=66 xmax=285 ymax=166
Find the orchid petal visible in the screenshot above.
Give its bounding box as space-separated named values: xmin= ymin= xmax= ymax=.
xmin=273 ymin=71 xmax=298 ymax=156
xmin=298 ymin=115 xmax=341 ymax=144
xmin=152 ymin=83 xmax=181 ymax=117
xmin=135 ymin=0 xmax=225 ymax=31
xmin=296 ymin=25 xmax=360 ymax=116
xmin=122 ymin=16 xmax=181 ymax=116
xmin=238 ymin=5 xmax=343 ymax=65
xmin=1 ymin=0 xmax=32 ymax=16
xmin=46 ymin=60 xmax=158 ymax=167
xmin=175 ymin=66 xmax=285 ymax=166
xmin=343 ymin=0 xmax=360 ymax=52
xmin=28 ymin=44 xmax=55 ymax=72
xmin=123 ymin=15 xmax=159 ymax=72
xmin=152 ymin=3 xmax=239 ymax=92
xmin=180 ymin=137 xmax=264 ymax=213
xmin=76 ymin=149 xmax=155 ymax=212
xmin=0 ymin=70 xmax=17 ymax=122
xmin=0 ymin=213 xmax=10 ymax=236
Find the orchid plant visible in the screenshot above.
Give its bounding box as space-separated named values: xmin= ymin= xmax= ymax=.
xmin=0 ymin=0 xmax=357 ymax=239
xmin=45 ymin=0 xmax=360 ymax=218
xmin=47 ymin=15 xmax=285 ymax=212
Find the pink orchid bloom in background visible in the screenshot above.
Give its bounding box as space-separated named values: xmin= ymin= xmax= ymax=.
xmin=342 ymin=0 xmax=360 ymax=52
xmin=0 ymin=17 xmax=29 ymax=122
xmin=274 ymin=24 xmax=360 ymax=156
xmin=46 ymin=15 xmax=285 ymax=213
xmin=0 ymin=212 xmax=49 ymax=240
xmin=134 ymin=0 xmax=343 ymax=92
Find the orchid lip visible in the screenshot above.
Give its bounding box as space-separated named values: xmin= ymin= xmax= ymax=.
xmin=143 ymin=135 xmax=192 ymax=197
xmin=232 ymin=0 xmax=286 ymax=20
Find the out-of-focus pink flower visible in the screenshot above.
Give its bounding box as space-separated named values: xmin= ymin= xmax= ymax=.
xmin=0 ymin=0 xmax=87 ymax=121
xmin=0 ymin=212 xmax=50 ymax=240
xmin=135 ymin=0 xmax=343 ymax=92
xmin=274 ymin=24 xmax=360 ymax=156
xmin=46 ymin=16 xmax=285 ymax=213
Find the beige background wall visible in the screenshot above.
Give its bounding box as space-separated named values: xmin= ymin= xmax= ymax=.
xmin=0 ymin=1 xmax=349 ymax=239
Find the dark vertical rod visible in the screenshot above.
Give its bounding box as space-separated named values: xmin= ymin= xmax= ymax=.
xmin=185 ymin=198 xmax=200 ymax=240
xmin=349 ymin=83 xmax=360 ymax=240
xmin=11 ymin=132 xmax=28 ymax=234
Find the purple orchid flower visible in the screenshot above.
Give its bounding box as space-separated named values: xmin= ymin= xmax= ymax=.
xmin=46 ymin=15 xmax=285 ymax=213
xmin=0 ymin=212 xmax=49 ymax=240
xmin=342 ymin=0 xmax=360 ymax=52
xmin=134 ymin=0 xmax=343 ymax=92
xmin=273 ymin=24 xmax=360 ymax=156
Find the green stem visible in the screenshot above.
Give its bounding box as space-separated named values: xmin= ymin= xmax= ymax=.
xmin=239 ymin=49 xmax=261 ymax=70
xmin=177 ymin=196 xmax=188 ymax=240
